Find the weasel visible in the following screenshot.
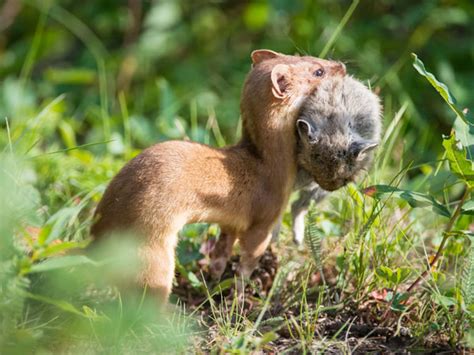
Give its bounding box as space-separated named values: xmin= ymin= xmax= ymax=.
xmin=91 ymin=49 xmax=346 ymax=303
xmin=212 ymin=75 xmax=381 ymax=271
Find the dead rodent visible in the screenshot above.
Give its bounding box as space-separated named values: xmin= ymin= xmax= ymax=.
xmin=296 ymin=75 xmax=381 ymax=190
xmin=90 ymin=49 xmax=346 ymax=303
xmin=285 ymin=75 xmax=382 ymax=244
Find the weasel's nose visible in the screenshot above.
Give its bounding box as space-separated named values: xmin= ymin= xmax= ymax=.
xmin=336 ymin=62 xmax=346 ymax=76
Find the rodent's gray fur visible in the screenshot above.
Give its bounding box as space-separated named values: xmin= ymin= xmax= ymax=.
xmin=296 ymin=75 xmax=382 ymax=191
xmin=273 ymin=75 xmax=382 ymax=244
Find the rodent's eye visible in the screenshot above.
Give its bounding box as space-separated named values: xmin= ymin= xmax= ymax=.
xmin=313 ymin=68 xmax=324 ymax=77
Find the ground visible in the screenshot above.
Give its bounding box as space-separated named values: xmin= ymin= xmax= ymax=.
xmin=173 ymin=239 xmax=464 ymax=353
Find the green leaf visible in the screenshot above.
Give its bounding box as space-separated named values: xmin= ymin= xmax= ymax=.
xmin=376 ymin=266 xmax=394 ymax=283
xmin=29 ymin=255 xmax=100 ymax=273
xmin=231 ymin=335 xmax=245 ymax=350
xmin=35 ymin=240 xmax=90 ymax=259
xmin=258 ymin=331 xmax=278 ymax=346
xmin=363 ymin=184 xmax=451 ymax=217
xmin=305 ymin=201 xmax=324 ymax=270
xmin=24 ymin=292 xmax=105 ymax=320
xmin=174 ymin=261 xmax=203 ymax=290
xmin=26 ymin=292 xmax=85 ymax=316
xmin=462 ymin=233 xmax=474 ymax=306
xmin=210 ymin=278 xmax=235 ymax=295
xmin=412 ymin=53 xmax=473 ymax=126
xmin=37 ymin=225 xmax=52 ymax=246
xmin=442 ymin=132 xmax=474 ymax=188
xmin=391 ymin=292 xmax=410 ymax=312
xmin=462 ymin=200 xmax=474 ymax=215
xmin=43 ymin=206 xmax=84 ymax=243
xmin=395 ymin=267 xmax=411 ymax=284
xmin=58 ymin=121 xmax=77 ymax=149
xmin=186 ymin=271 xmax=203 ymax=289
xmin=82 ymin=305 xmax=106 ymax=321
xmin=453 ymin=116 xmax=474 ymax=162
xmin=434 ymin=294 xmax=457 ymax=308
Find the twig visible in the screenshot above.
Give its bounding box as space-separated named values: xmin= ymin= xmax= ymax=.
xmin=407 ymin=187 xmax=471 ymax=292
xmin=123 ymin=0 xmax=142 ymax=47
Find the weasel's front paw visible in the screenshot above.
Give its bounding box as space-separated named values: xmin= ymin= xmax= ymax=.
xmin=209 ymin=258 xmax=227 ymax=280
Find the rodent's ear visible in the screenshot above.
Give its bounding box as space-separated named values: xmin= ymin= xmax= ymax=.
xmin=350 ymin=140 xmax=378 ymax=161
xmin=251 ymin=49 xmax=282 ymax=65
xmin=296 ymin=119 xmax=318 ymax=143
xmin=271 ymin=64 xmax=290 ymax=99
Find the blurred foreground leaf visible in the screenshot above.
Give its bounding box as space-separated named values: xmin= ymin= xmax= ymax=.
xmin=33 ymin=240 xmax=90 ymax=259
xmin=25 ymin=291 xmax=104 ymax=319
xmin=29 ymin=255 xmax=100 ymax=273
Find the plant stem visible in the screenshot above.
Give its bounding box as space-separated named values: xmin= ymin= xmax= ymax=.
xmin=407 ymin=187 xmax=471 ymax=292
xmin=319 ymin=0 xmax=360 ymax=59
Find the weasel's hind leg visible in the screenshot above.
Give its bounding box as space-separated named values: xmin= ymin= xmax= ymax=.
xmin=270 ymin=215 xmax=283 ymax=243
xmin=238 ymin=227 xmax=273 ymax=280
xmin=209 ymin=230 xmax=238 ymax=280
xmin=139 ymin=228 xmax=179 ymax=304
xmin=236 ymin=227 xmax=273 ymax=296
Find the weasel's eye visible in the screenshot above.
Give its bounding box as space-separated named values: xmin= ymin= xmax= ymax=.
xmin=313 ymin=68 xmax=324 ymax=77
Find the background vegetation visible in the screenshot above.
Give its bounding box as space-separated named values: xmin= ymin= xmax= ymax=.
xmin=1 ymin=0 xmax=473 ymax=352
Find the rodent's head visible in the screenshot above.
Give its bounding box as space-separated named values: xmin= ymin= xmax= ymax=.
xmin=296 ymin=76 xmax=382 ymax=191
xmin=240 ymin=50 xmax=346 ymax=146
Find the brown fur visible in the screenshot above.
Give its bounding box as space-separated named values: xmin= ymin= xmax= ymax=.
xmin=91 ymin=49 xmax=346 ymax=303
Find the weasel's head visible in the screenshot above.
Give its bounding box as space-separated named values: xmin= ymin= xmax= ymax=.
xmin=245 ymin=49 xmax=346 ymax=109
xmin=296 ymin=76 xmax=382 ymax=191
xmin=249 ymin=49 xmax=346 ymax=108
xmin=241 ymin=49 xmax=347 ymax=138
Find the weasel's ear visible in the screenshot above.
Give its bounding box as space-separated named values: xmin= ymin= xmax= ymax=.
xmin=296 ymin=119 xmax=318 ymax=143
xmin=251 ymin=49 xmax=282 ymax=65
xmin=271 ymin=64 xmax=290 ymax=99
xmin=350 ymin=140 xmax=378 ymax=160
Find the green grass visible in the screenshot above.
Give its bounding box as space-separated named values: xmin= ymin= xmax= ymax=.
xmin=1 ymin=0 xmax=474 ymax=353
